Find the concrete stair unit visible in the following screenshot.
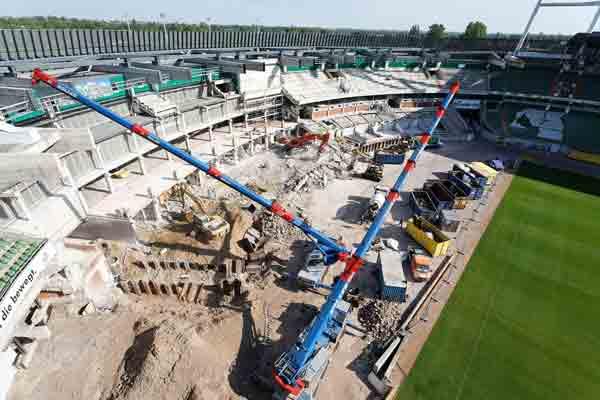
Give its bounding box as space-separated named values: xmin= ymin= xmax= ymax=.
xmin=133 ymin=94 xmax=179 ymax=119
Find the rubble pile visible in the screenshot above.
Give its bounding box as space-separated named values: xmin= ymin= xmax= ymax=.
xmin=358 ymin=299 xmax=404 ymax=343
xmin=257 ymin=209 xmax=305 ymax=241
xmin=283 ymin=167 xmax=332 ymax=193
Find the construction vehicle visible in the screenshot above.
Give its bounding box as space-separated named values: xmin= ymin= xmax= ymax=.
xmin=32 ymin=68 xmax=460 ymax=400
xmin=362 ymin=163 xmax=384 ymax=182
xmin=408 ymin=247 xmax=433 ymax=282
xmin=192 ymin=212 xmax=230 ymax=239
xmin=360 ymin=185 xmax=389 ymax=224
xmin=273 ymin=300 xmax=352 ymax=400
xmin=272 ymin=85 xmax=461 ymax=400
xmin=278 ymin=132 xmax=331 ymax=154
xmin=177 ymin=183 xmax=215 ymax=215
xmin=297 ymin=244 xmax=328 ymax=289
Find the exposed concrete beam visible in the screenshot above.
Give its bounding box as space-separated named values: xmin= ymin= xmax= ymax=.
xmin=184 ymin=57 xmax=266 ymax=73
xmin=183 ymin=58 xmax=245 ymax=74
xmin=280 ymin=56 xmax=318 ymax=67
xmin=130 ymin=62 xmax=193 ymax=81
xmin=91 ymin=65 xmax=163 ymax=84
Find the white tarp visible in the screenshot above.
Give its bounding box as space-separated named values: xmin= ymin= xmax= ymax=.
xmin=510 ymin=109 xmax=564 ymax=142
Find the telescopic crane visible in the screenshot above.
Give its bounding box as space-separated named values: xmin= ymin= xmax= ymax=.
xmin=31 ymin=68 xmax=459 ymax=399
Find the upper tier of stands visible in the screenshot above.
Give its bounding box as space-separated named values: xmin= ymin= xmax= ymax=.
xmin=282 ymin=68 xmax=487 ymax=105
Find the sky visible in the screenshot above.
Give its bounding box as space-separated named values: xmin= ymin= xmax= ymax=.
xmin=8 ymin=0 xmax=600 ymax=34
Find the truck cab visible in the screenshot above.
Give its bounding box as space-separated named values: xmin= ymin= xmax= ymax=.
xmin=409 ymin=247 xmax=433 ymax=282
xmin=297 ymin=247 xmax=327 ymax=288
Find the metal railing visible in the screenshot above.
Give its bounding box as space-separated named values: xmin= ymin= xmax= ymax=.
xmin=0 ymin=28 xmax=567 ymax=62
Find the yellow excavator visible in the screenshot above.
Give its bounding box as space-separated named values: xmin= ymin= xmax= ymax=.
xmin=176 ymin=183 xmax=230 ymax=239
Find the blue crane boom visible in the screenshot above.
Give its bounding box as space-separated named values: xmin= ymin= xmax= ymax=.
xmin=32 ymin=67 xmax=460 ymax=398
xmin=31 ymin=68 xmax=349 ymax=263
xmin=272 ymin=82 xmax=461 ymax=396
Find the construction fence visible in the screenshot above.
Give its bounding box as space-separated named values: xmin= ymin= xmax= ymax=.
xmin=0 ymin=28 xmax=565 ymax=61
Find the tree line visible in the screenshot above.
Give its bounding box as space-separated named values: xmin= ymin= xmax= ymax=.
xmin=0 ymin=16 xmax=569 ymax=43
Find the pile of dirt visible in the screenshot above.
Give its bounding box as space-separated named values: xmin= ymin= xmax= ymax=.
xmin=106 ymin=318 xmax=228 ymax=400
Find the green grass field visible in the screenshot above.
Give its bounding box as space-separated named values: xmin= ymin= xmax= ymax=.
xmin=396 ymin=162 xmax=600 ymax=400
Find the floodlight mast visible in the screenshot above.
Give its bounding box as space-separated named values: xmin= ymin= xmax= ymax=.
xmin=514 ymin=0 xmax=600 ymax=56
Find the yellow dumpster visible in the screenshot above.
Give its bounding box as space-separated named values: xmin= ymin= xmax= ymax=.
xmin=405 ymin=216 xmax=451 ymax=257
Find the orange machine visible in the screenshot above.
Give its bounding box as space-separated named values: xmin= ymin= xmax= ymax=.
xmin=278 ymin=132 xmax=331 ymax=153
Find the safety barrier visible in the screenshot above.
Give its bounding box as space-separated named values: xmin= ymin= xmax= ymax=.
xmin=0 ymin=28 xmax=564 ymax=61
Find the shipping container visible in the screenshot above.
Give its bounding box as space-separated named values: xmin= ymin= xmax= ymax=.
xmin=405 ymin=216 xmax=451 ymax=257
xmin=374 ymin=151 xmax=406 ymax=165
xmin=378 ymin=250 xmax=408 ymax=303
xmin=448 ymin=171 xmax=484 ymax=200
xmin=439 ymin=179 xmax=469 ymax=209
xmin=453 ymin=163 xmax=488 ymax=186
xmin=423 ymin=181 xmax=454 ymax=210
xmin=409 ymin=190 xmax=438 ymax=219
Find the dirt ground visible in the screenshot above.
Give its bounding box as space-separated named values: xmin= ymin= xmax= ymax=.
xmin=8 ymin=138 xmax=515 ymax=400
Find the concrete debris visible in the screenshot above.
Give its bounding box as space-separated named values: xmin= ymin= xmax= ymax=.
xmin=258 ymin=209 xmax=305 ymax=241
xmin=358 ymin=299 xmax=404 ymax=344
xmin=284 ymin=167 xmax=335 ymax=194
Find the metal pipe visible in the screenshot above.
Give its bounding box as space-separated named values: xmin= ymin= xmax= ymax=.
xmin=541 ymin=1 xmax=600 ymax=6
xmin=514 ymin=0 xmax=543 ymax=55
xmin=31 ymin=69 xmax=348 ymax=258
xmin=589 ymin=5 xmax=600 ymax=31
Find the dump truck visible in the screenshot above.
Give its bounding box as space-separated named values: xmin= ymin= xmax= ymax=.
xmin=439 ymin=179 xmax=469 ymax=209
xmin=193 ymin=213 xmax=230 ymax=239
xmin=409 ymin=247 xmax=433 ymax=282
xmin=361 ymin=185 xmax=389 ymax=224
xmin=409 ymin=190 xmax=438 ymax=219
xmin=423 ymin=181 xmax=454 ymax=210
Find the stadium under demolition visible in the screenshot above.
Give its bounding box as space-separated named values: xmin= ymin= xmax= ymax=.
xmin=1 ymin=7 xmax=600 ymax=400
